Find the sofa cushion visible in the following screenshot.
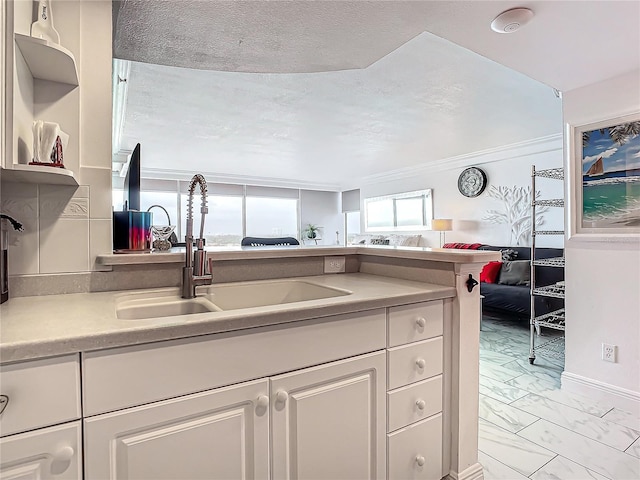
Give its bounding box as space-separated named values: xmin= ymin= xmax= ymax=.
xmin=480 ymin=261 xmax=502 ymax=283
xmin=500 ymin=248 xmax=518 ymax=261
xmin=499 ymin=260 xmax=531 ymax=286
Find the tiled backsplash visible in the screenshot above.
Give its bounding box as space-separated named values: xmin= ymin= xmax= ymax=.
xmin=1 ymin=166 xmax=112 ymax=276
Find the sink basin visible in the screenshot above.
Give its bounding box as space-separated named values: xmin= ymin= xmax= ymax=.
xmin=115 ymin=280 xmax=351 ymax=320
xmin=200 ymin=280 xmax=351 ymax=310
xmin=116 ymin=293 xmax=221 ymax=320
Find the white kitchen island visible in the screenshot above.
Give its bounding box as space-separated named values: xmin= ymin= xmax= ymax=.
xmin=0 ymin=246 xmax=498 ymax=480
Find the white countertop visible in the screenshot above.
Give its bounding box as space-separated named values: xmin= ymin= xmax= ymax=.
xmin=0 ymin=273 xmax=455 ymax=363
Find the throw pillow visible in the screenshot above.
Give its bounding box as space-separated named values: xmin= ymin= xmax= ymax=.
xmin=500 ymin=248 xmax=518 ymax=261
xmin=401 ymin=234 xmax=421 ymax=247
xmin=480 ymin=261 xmax=502 ymax=283
xmin=370 ymin=237 xmax=390 ymax=245
xmin=498 ymin=260 xmax=530 ymax=286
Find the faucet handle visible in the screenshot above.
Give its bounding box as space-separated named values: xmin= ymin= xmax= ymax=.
xmin=206 ymin=258 xmax=214 ymax=277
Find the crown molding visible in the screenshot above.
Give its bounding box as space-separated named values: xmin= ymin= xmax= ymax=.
xmin=112 ymin=59 xmax=131 ymax=156
xmin=358 ymin=134 xmax=563 ymax=187
xmin=138 ymin=167 xmax=343 ymax=192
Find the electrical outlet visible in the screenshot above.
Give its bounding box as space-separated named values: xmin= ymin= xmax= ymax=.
xmin=602 ymin=343 xmax=617 ymax=363
xmin=324 ymin=256 xmax=346 ymax=274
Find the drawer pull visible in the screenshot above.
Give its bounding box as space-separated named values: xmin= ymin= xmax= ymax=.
xmin=275 ymin=390 xmax=289 ymax=404
xmin=415 ymin=358 xmax=426 ymax=369
xmin=415 ymin=399 xmax=426 ymax=410
xmin=0 ymin=395 xmax=8 ymax=415
xmin=415 ymin=455 xmax=426 ymax=467
xmin=415 ymin=317 xmax=426 ymax=328
xmin=256 ymin=395 xmax=269 ymax=408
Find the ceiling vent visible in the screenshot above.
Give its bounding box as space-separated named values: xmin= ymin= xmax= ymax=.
xmin=490 ymin=8 xmax=534 ymax=34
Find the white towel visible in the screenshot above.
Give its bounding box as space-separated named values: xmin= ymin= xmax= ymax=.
xmin=32 ymin=121 xmax=66 ymax=164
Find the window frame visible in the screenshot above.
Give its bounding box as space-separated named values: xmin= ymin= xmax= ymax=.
xmin=363 ymin=189 xmax=433 ymax=232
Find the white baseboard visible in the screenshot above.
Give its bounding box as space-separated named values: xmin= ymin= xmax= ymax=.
xmin=448 ymin=462 xmax=484 ymax=480
xmin=562 ymin=371 xmax=640 ymax=413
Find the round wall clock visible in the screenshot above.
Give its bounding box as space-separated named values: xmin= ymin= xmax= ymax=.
xmin=458 ymin=167 xmax=488 ymax=197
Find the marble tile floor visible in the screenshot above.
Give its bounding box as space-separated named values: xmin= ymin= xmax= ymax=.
xmin=478 ymin=314 xmax=640 ymax=480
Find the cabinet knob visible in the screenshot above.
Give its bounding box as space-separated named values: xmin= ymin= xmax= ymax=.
xmin=415 ymin=317 xmax=426 ymax=328
xmin=50 ymin=446 xmax=75 ymax=475
xmin=415 ymin=358 xmax=426 ymax=369
xmin=415 ymin=399 xmax=426 ymax=410
xmin=415 ymin=455 xmax=425 ymax=467
xmin=54 ymin=446 xmax=75 ymax=463
xmin=275 ymin=390 xmax=289 ymax=404
xmin=256 ymin=395 xmax=269 ymax=408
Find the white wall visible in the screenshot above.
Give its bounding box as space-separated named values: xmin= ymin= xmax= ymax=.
xmin=360 ymin=136 xmax=564 ymax=248
xmin=562 ymin=70 xmax=640 ymax=410
xmin=300 ymin=190 xmax=342 ymax=245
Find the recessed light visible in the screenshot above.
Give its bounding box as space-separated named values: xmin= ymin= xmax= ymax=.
xmin=490 ymin=8 xmax=534 ymax=34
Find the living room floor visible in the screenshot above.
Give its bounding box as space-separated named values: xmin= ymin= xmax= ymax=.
xmin=478 ymin=313 xmax=640 ymax=479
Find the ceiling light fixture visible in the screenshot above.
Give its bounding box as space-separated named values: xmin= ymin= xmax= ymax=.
xmin=490 ymin=8 xmax=534 ymax=34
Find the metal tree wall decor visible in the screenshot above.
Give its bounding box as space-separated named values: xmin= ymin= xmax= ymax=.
xmin=482 ymin=185 xmax=548 ymax=246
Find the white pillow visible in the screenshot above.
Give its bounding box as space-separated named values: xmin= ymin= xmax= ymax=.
xmin=401 ymin=235 xmax=422 ymax=247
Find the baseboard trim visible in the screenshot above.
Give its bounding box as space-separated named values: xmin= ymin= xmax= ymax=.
xmin=562 ymin=371 xmax=640 ymax=412
xmin=448 ymin=462 xmax=484 ymax=480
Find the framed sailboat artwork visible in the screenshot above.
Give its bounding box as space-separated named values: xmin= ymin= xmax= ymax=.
xmin=569 ymin=112 xmax=640 ymax=239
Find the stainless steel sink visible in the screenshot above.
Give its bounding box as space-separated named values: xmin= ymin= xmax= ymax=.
xmin=200 ymin=280 xmax=351 ymax=310
xmin=115 ymin=280 xmax=351 ymax=320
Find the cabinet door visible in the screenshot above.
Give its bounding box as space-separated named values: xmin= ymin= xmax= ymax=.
xmin=271 ymin=351 xmax=386 ymax=480
xmin=85 ymin=378 xmax=269 ymax=480
xmin=0 ymin=422 xmax=81 ymax=480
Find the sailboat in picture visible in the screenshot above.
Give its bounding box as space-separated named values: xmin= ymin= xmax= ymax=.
xmin=585 ymin=156 xmax=604 ymax=177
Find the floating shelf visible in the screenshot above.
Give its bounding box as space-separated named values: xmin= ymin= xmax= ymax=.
xmin=1 ymin=164 xmax=78 ymax=186
xmin=14 ymin=33 xmax=78 ymax=86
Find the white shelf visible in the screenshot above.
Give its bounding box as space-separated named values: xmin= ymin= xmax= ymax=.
xmin=1 ymin=164 xmax=78 ymax=186
xmin=14 ymin=33 xmax=78 ymax=86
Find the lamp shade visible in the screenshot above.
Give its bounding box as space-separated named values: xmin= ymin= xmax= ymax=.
xmin=432 ymin=219 xmax=453 ymax=231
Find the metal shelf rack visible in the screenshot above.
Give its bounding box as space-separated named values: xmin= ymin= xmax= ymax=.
xmin=529 ymin=166 xmax=565 ymax=364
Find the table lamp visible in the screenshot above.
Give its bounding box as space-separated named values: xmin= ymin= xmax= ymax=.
xmin=432 ymin=219 xmax=453 ymax=247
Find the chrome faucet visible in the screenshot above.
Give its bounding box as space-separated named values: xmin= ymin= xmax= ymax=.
xmin=182 ymin=174 xmax=213 ymax=299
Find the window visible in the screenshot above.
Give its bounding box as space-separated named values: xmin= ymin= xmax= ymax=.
xmin=180 ymin=194 xmax=243 ymax=246
xmin=364 ymin=189 xmax=433 ymax=232
xmin=345 ymin=211 xmax=361 ymax=244
xmin=141 ymin=191 xmax=179 ymax=228
xmin=246 ymin=197 xmax=298 ymax=238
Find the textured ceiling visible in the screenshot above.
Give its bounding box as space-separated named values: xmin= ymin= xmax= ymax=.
xmin=117 ymin=32 xmax=561 ymax=190
xmin=112 ymin=0 xmax=638 ymax=190
xmin=113 ymin=0 xmax=432 ymax=73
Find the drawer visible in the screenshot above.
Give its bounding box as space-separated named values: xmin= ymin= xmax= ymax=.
xmin=388 ymin=301 xmax=444 ymax=347
xmin=387 ymin=375 xmax=442 ymax=432
xmin=388 ymin=413 xmax=443 ymax=480
xmin=83 ymin=309 xmax=386 ymax=415
xmin=387 ymin=337 xmax=443 ymax=390
xmin=0 ymin=355 xmax=81 ymax=437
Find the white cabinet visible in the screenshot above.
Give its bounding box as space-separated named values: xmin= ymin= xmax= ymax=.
xmin=85 ymin=351 xmax=386 ymax=480
xmin=271 ymin=351 xmax=387 ymax=480
xmin=0 ymin=422 xmax=82 ymax=480
xmin=84 ymin=379 xmax=270 ymax=480
xmin=386 ymin=300 xmax=445 ymax=480
xmin=0 ymin=355 xmax=81 ymax=437
xmin=0 ymin=355 xmax=82 ymax=480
